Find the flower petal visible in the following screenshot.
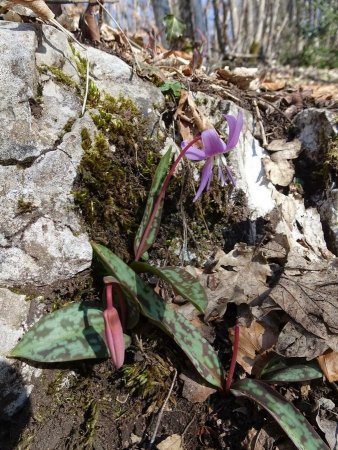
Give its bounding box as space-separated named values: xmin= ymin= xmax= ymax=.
xmin=202 ymin=128 xmax=226 ymax=157
xmin=193 ymin=158 xmax=213 ymax=202
xmin=185 ymin=146 xmax=206 ymax=160
xmin=103 ymin=308 xmax=125 ymax=369
xmin=224 ymin=112 xmax=243 ymax=150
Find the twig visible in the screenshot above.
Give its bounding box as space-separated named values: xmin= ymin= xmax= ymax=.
xmin=96 ymin=0 xmax=141 ymax=71
xmin=257 ymin=96 xmax=293 ymax=124
xmin=148 ymin=369 xmax=177 ymax=449
xmin=221 ymin=88 xmax=242 ymax=104
xmin=182 ymin=414 xmax=196 ymax=441
xmin=253 ymin=98 xmax=267 ymax=147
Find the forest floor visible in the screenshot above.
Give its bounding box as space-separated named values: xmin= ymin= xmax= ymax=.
xmin=3 ymin=27 xmax=338 ymax=450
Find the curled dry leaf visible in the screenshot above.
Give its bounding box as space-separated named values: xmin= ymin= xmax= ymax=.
xmin=200 ymin=245 xmax=271 ymax=320
xmin=266 ymin=139 xmax=302 ymax=162
xmin=10 ymin=0 xmax=54 ymax=20
xmin=229 ymin=320 xmax=279 ymax=374
xmin=262 ymin=157 xmax=295 ymax=187
xmin=266 ymin=139 xmax=302 ymax=153
xmin=317 ymin=350 xmax=338 ymax=382
xmin=316 ymin=414 xmax=338 ymax=450
xmin=217 ymin=67 xmax=259 ymax=90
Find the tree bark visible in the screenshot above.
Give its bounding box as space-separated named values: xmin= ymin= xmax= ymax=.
xmin=151 ymin=0 xmax=171 ymax=45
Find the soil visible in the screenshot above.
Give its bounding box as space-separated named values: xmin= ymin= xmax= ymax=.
xmin=1 ymin=30 xmax=338 ymax=450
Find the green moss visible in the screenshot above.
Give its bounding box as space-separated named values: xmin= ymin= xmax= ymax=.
xmin=17 ymin=198 xmax=36 ymax=214
xmin=83 ymin=400 xmax=99 ymax=446
xmin=39 ymin=65 xmax=79 ymax=90
xmin=122 ymin=354 xmax=171 ymax=400
xmin=63 ymin=118 xmax=76 ymax=134
xmin=324 ymin=135 xmax=338 ymax=173
xmin=35 ymin=83 xmax=44 ymax=105
xmin=70 ymin=44 xmax=88 ymax=80
xmin=87 ymin=79 xmax=101 ymax=107
xmin=73 ymin=94 xmax=161 ymax=261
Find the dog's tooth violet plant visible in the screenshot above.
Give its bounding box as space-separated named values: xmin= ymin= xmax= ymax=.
xmin=11 ymin=105 xmax=330 ymax=450
xmin=183 ymin=112 xmax=243 ymax=201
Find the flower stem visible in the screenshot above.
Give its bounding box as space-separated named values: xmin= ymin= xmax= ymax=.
xmin=225 ymin=321 xmax=240 ymax=394
xmin=135 ymin=134 xmax=201 ymax=261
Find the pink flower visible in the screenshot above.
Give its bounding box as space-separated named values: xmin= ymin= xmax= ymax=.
xmin=184 ymin=112 xmax=243 ymax=201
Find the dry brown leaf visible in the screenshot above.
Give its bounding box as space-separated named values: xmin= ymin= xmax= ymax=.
xmin=261 ymin=79 xmax=286 ymax=91
xmin=266 ymin=139 xmax=302 ymax=153
xmin=229 ymin=320 xmax=279 ymax=374
xmin=252 ymin=423 xmax=296 ymax=450
xmin=10 ymin=0 xmax=54 ymax=20
xmin=316 ymin=414 xmax=338 ymax=450
xmin=317 ymin=351 xmax=338 ymax=382
xmin=266 ymin=139 xmax=302 ymax=162
xmin=262 ymin=158 xmax=295 ymax=186
xmin=201 ymin=245 xmax=271 ymax=320
xmin=269 ymin=261 xmax=338 ymax=354
xmin=276 ymin=321 xmax=328 ymax=359
xmin=180 ymin=374 xmax=216 ymax=403
xmin=216 ymin=67 xmax=258 ymax=90
xmin=156 ymin=434 xmax=183 ymax=450
xmin=260 ymin=240 xmax=287 ymax=260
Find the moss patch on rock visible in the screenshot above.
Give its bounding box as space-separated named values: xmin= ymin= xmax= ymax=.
xmin=73 ymin=94 xmax=162 ymax=261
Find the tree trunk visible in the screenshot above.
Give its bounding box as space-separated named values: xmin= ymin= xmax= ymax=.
xmin=212 ymin=0 xmax=225 ymax=55
xmin=151 ymin=0 xmax=171 ymax=45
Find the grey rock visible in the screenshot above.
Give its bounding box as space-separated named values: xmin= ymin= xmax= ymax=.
xmin=84 ymin=45 xmax=165 ymax=120
xmin=0 ymin=288 xmax=31 ymax=418
xmin=294 ymin=108 xmax=338 ymax=254
xmin=32 ymin=79 xmax=82 ymax=149
xmin=294 ymin=108 xmax=337 ymax=162
xmin=0 ymin=114 xmax=94 ymax=286
xmin=0 ymin=22 xmax=38 ymax=163
xmin=36 ymin=25 xmax=81 ymax=83
xmin=320 ymin=190 xmax=338 ymax=255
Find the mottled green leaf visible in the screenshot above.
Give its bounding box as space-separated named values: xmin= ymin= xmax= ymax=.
xmin=160 ymin=81 xmax=185 ymax=98
xmin=131 ymin=262 xmax=207 ymax=312
xmin=10 ymin=302 xmax=131 ymax=363
xmin=262 ymin=364 xmax=323 ymax=383
xmin=163 ymin=14 xmax=186 ymax=43
xmin=134 ymin=146 xmax=173 ymax=259
xmin=231 ymin=379 xmax=330 ymax=450
xmin=260 ymin=356 xmax=323 ymax=383
xmin=92 ymin=242 xmax=223 ymax=388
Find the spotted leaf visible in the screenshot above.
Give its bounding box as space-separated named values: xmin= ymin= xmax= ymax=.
xmin=231 ymin=379 xmax=330 ymax=450
xmin=260 ymin=356 xmax=323 ymax=383
xmin=131 ymin=262 xmax=207 ymax=312
xmin=93 ymin=242 xmax=223 ymax=388
xmin=10 ymin=302 xmax=131 ymax=363
xmin=134 ymin=146 xmax=173 ymax=259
